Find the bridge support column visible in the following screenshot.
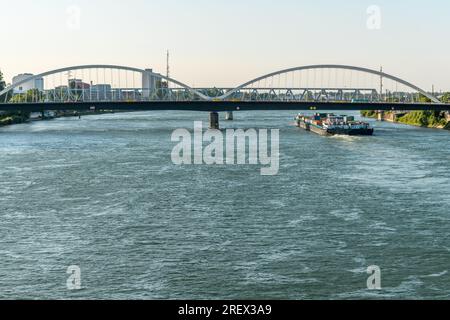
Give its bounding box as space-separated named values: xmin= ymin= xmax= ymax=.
xmin=209 ymin=112 xmax=220 ymax=130
xmin=391 ymin=112 xmax=397 ymax=122
xmin=225 ymin=111 xmax=234 ymax=121
xmin=377 ymin=111 xmax=385 ymax=121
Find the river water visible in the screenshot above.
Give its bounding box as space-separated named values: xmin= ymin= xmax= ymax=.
xmin=1 ymin=111 xmax=450 ymax=300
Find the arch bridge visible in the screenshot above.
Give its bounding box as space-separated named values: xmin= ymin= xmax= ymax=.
xmin=0 ymin=64 xmax=448 ymax=112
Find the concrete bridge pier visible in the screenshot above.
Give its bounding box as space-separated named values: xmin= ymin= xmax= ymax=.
xmin=392 ymin=112 xmax=398 ymax=122
xmin=209 ymin=112 xmax=220 ymax=129
xmin=377 ymin=111 xmax=385 ymax=121
xmin=225 ymin=111 xmax=234 ymax=121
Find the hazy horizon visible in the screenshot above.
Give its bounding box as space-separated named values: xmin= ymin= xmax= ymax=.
xmin=1 ymin=0 xmax=449 ymax=91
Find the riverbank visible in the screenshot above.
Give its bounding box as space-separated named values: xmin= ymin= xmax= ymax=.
xmin=55 ymin=110 xmax=120 ymax=118
xmin=0 ymin=110 xmax=121 ymax=127
xmin=361 ymin=110 xmax=450 ymax=130
xmin=0 ymin=113 xmax=30 ymax=127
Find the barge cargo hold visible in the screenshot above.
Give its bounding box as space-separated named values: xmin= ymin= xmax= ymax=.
xmin=296 ymin=113 xmax=374 ymax=136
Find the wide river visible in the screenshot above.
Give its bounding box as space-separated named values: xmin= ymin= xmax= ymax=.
xmin=1 ymin=110 xmax=450 ymax=299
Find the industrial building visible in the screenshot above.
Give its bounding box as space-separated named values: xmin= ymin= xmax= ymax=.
xmin=12 ymin=73 xmax=44 ymax=94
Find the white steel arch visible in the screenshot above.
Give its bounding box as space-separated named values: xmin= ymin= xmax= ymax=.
xmin=218 ymin=64 xmax=441 ymax=103
xmin=0 ymin=64 xmax=210 ymax=100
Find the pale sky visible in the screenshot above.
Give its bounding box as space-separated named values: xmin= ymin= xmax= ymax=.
xmin=0 ymin=0 xmax=449 ymax=91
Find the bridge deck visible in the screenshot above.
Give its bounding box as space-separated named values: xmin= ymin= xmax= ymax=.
xmin=1 ymin=101 xmax=449 ymax=113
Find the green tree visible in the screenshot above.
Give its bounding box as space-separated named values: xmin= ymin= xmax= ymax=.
xmin=9 ymin=89 xmax=43 ymax=103
xmin=441 ymin=92 xmax=450 ymax=103
xmin=418 ymin=94 xmax=432 ymax=103
xmin=205 ymin=87 xmax=223 ymax=98
xmin=361 ymin=110 xmax=377 ymax=118
xmin=0 ymin=70 xmax=11 ymax=102
xmin=156 ymin=80 xmax=168 ymax=89
xmin=397 ymin=110 xmax=447 ymax=128
xmin=0 ymin=69 xmax=6 ymax=92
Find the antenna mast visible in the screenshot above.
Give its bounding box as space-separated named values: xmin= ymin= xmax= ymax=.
xmin=166 ymin=50 xmax=170 ymax=88
xmin=380 ymin=66 xmax=383 ymax=101
xmin=166 ymin=50 xmax=170 ymax=78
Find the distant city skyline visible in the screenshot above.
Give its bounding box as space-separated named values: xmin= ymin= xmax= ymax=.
xmin=1 ymin=0 xmax=449 ymax=91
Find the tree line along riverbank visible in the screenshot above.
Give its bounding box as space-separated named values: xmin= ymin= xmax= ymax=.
xmin=361 ymin=93 xmax=450 ymax=130
xmin=361 ymin=110 xmax=450 ymax=130
xmin=0 ymin=110 xmax=121 ymax=127
xmin=0 ymin=112 xmax=30 ymax=127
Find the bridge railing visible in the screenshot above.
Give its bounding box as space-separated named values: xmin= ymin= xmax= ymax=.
xmin=201 ymin=88 xmax=426 ymax=104
xmin=2 ymin=87 xmax=208 ymax=104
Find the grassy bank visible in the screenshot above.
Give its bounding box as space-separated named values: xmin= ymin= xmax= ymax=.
xmin=0 ymin=110 xmax=121 ymax=127
xmin=361 ymin=110 xmax=377 ymax=118
xmin=396 ymin=111 xmax=450 ymax=129
xmin=0 ymin=112 xmax=30 ymax=127
xmin=361 ymin=110 xmax=450 ymax=130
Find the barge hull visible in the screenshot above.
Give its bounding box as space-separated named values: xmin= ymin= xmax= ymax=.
xmin=329 ymin=128 xmax=374 ymax=136
xmin=297 ymin=121 xmax=374 ymax=136
xmin=309 ymin=124 xmax=329 ymax=136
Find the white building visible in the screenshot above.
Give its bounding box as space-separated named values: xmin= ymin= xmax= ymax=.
xmin=12 ymin=73 xmax=44 ymax=94
xmin=142 ymin=69 xmax=160 ymax=98
xmin=91 ymin=84 xmax=112 ymax=100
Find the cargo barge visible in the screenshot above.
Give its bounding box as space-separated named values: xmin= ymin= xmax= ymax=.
xmin=296 ymin=113 xmax=374 ymax=136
